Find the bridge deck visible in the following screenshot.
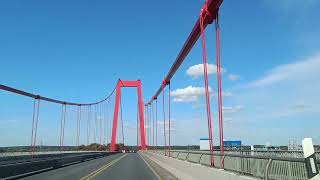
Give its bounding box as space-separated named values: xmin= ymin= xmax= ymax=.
xmin=21 ymin=153 xmax=173 ymax=180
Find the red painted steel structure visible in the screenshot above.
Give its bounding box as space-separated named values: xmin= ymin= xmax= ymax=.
xmin=145 ymin=0 xmax=224 ymax=168
xmin=110 ymin=80 xmax=146 ymax=151
xmin=146 ymin=0 xmax=223 ymax=103
xmin=0 ymin=0 xmax=224 ymax=162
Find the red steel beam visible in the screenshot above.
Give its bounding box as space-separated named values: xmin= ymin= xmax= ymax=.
xmin=0 ymin=84 xmax=116 ymax=106
xmin=146 ymin=0 xmax=223 ymax=104
xmin=110 ymin=80 xmax=146 ymax=151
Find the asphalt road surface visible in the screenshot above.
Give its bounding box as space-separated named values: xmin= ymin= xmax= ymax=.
xmin=21 ymin=153 xmax=166 ymax=180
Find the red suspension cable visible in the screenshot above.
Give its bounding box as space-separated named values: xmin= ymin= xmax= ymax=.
xmin=59 ymin=104 xmax=67 ymax=152
xmin=30 ymin=97 xmax=40 ymax=155
xmin=94 ymin=105 xmax=97 ymax=143
xmin=199 ymin=1 xmax=215 ymax=167
xmin=144 ymin=105 xmax=147 ymax=147
xmin=147 ymin=105 xmax=149 ymax=148
xmin=62 ymin=105 xmax=66 ymax=151
xmin=59 ymin=105 xmax=63 ymax=151
xmin=87 ymin=105 xmax=91 ymax=146
xmin=120 ymin=93 xmax=124 ymax=145
xmin=107 ymin=97 xmax=112 ymax=148
xmin=136 ymin=104 xmax=139 ymax=150
xmin=152 ymin=101 xmax=155 ymax=149
xmin=149 ymin=104 xmax=151 ymax=148
xmin=104 ymin=101 xmax=107 ymax=148
xmin=215 ymin=14 xmax=224 ymax=168
xmin=155 ymin=98 xmax=158 ymax=150
xmin=162 ymin=81 xmax=167 ymax=156
xmin=168 ymin=82 xmax=171 ymax=157
xmin=99 ymin=103 xmax=103 ymax=150
xmin=146 ymin=105 xmax=148 ymax=147
xmin=76 ymin=105 xmax=81 ymax=151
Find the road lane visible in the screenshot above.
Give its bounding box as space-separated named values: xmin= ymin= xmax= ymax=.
xmin=21 ymin=153 xmax=124 ymax=180
xmin=92 ymin=153 xmax=160 ymax=180
xmin=22 ymin=153 xmax=173 ymax=180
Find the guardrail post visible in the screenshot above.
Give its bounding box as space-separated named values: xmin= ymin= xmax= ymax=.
xmin=198 ymin=154 xmax=203 ymax=164
xmin=221 ymin=155 xmax=225 ymax=170
xmin=186 ymin=153 xmax=190 ymax=162
xmin=264 ymin=158 xmax=273 ymax=180
xmin=176 ymin=152 xmax=180 ymax=159
xmin=302 ymin=138 xmax=320 ymax=180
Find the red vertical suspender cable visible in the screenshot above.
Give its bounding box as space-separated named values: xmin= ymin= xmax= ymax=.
xmin=120 ymin=93 xmax=124 ymax=145
xmin=76 ymin=106 xmax=79 ymax=151
xmin=59 ymin=104 xmax=63 ymax=152
xmin=148 ymin=105 xmax=150 ymax=147
xmin=150 ymin=104 xmax=152 ymax=148
xmin=215 ymin=13 xmax=224 ymax=168
xmin=147 ymin=105 xmax=149 ymax=148
xmin=152 ymin=101 xmax=155 ymax=149
xmin=31 ymin=97 xmax=40 ymax=155
xmin=168 ymin=82 xmax=171 ymax=157
xmin=104 ymin=101 xmax=108 ymax=148
xmin=93 ymin=105 xmax=97 ymax=143
xmin=144 ymin=105 xmax=147 ymax=147
xmin=34 ymin=98 xmax=40 ymax=153
xmin=30 ymin=99 xmax=37 ymax=154
xmin=101 ymin=103 xmax=104 ymax=150
xmin=150 ymin=103 xmax=152 ymax=148
xmin=76 ymin=105 xmax=81 ymax=151
xmin=107 ymin=97 xmax=111 ymax=146
xmin=102 ymin=102 xmax=104 ymax=148
xmin=147 ymin=105 xmax=149 ymax=147
xmin=59 ymin=104 xmax=66 ymax=152
xmin=136 ymin=104 xmax=139 ymax=150
xmin=106 ymin=100 xmax=109 ymax=146
xmin=155 ymin=98 xmax=158 ymax=150
xmin=87 ymin=105 xmax=91 ymax=146
xmin=149 ymin=104 xmax=151 ymax=148
xmin=62 ymin=105 xmax=66 ymax=151
xmin=79 ymin=105 xmax=82 ymax=150
xmin=145 ymin=105 xmax=150 ymax=146
xmin=99 ymin=103 xmax=103 ymax=150
xmin=96 ymin=104 xmax=98 ymax=144
xmin=199 ymin=1 xmax=215 ymax=167
xmin=162 ymin=81 xmax=167 ymax=156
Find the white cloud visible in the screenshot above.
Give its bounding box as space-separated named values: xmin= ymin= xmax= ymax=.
xmin=186 ymin=63 xmax=225 ymax=78
xmin=223 ymin=117 xmax=233 ymax=123
xmin=0 ymin=119 xmax=18 ymax=125
xmin=171 ymin=86 xmax=213 ymax=103
xmin=228 ymin=74 xmax=240 ymax=81
xmin=222 ymin=105 xmax=244 ymax=114
xmin=250 ymin=53 xmax=320 ymax=87
xmin=222 ymin=91 xmax=233 ymax=97
xmin=171 ymin=86 xmax=232 ymax=103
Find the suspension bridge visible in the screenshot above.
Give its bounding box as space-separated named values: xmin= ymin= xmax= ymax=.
xmin=1 ymin=0 xmax=319 ymax=179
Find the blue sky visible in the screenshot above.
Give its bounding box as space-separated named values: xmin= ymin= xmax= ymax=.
xmin=0 ymin=0 xmax=319 ymax=147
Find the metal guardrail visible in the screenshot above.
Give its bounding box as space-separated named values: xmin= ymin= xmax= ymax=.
xmin=0 ymin=152 xmax=118 ymax=179
xmin=162 ymin=149 xmax=320 ymax=159
xmin=0 ymin=151 xmax=105 ymax=163
xmin=152 ymin=150 xmax=320 ymax=180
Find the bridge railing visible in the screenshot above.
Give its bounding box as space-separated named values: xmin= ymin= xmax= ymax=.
xmin=151 ymin=149 xmax=320 ymax=159
xmin=151 ymin=150 xmax=320 ymax=180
